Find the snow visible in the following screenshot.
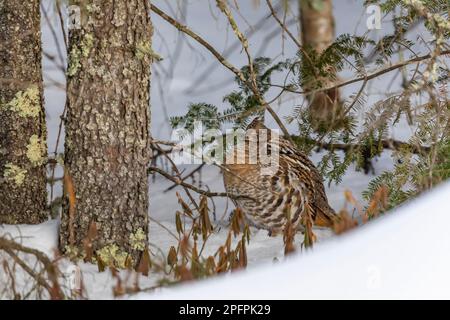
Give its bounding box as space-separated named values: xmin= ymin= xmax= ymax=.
xmin=0 ymin=220 xmax=59 ymax=257
xmin=3 ymin=180 xmax=448 ymax=299
xmin=0 ymin=166 xmax=336 ymax=299
xmin=140 ymin=181 xmax=450 ymax=300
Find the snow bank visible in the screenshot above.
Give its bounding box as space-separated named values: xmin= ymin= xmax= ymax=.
xmin=139 ymin=182 xmax=450 ymax=300
xmin=0 ymin=219 xmax=59 ymax=257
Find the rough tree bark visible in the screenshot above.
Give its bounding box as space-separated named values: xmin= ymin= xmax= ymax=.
xmin=61 ymin=0 xmax=153 ymax=267
xmin=0 ymin=1 xmax=48 ymax=224
xmin=299 ymin=0 xmax=341 ymax=129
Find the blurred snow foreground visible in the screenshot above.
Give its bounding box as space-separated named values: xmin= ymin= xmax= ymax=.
xmin=141 ymin=181 xmax=450 ymax=300
xmin=1 ymin=181 xmax=449 ymax=299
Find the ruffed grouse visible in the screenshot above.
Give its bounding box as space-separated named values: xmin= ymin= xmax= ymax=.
xmin=223 ymin=118 xmax=337 ymax=235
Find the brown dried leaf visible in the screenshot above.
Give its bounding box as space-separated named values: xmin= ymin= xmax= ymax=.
xmin=175 ymin=211 xmax=183 ymax=234
xmin=137 ymin=249 xmax=151 ymax=276
xmin=333 ymin=210 xmax=359 ymax=235
xmin=83 ymin=221 xmax=97 ymax=262
xmin=176 ymin=192 xmax=194 ymax=218
xmin=167 ymin=246 xmax=178 ymax=266
xmin=199 ymin=196 xmax=213 ymax=241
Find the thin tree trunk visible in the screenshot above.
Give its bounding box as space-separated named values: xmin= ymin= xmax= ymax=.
xmin=61 ymin=0 xmax=152 ymax=267
xmin=299 ymin=0 xmax=341 ymax=129
xmin=0 ymin=1 xmax=48 ymax=224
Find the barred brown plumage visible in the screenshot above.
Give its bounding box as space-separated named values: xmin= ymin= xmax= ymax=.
xmin=223 ymin=118 xmax=337 ymax=235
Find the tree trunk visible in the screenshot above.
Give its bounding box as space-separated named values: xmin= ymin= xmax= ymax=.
xmin=0 ymin=1 xmax=48 ymax=224
xmin=61 ymin=0 xmax=152 ymax=267
xmin=299 ymin=0 xmax=341 ymax=129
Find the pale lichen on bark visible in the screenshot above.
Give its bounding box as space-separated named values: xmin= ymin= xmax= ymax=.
xmin=130 ymin=228 xmax=147 ymax=251
xmin=65 ymin=235 xmax=146 ymax=268
xmin=67 ymin=47 xmax=82 ymax=77
xmin=26 ymin=135 xmax=47 ymax=166
xmin=4 ymin=86 xmax=41 ymax=118
xmin=3 ymin=164 xmax=27 ymax=186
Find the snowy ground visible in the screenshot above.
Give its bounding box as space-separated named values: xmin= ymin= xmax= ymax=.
xmin=144 ymin=181 xmax=450 ymax=300
xmin=0 ymin=0 xmax=443 ymax=299
xmin=2 ymin=175 xmax=449 ymax=299
xmin=0 ymin=160 xmax=389 ymax=299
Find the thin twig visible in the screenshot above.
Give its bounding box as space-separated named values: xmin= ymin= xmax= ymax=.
xmin=0 ymin=237 xmax=63 ymax=299
xmin=150 ymin=2 xmax=293 ymax=142
xmin=275 ymin=50 xmax=450 ymax=96
xmin=149 ymin=166 xmax=253 ymax=201
xmin=164 ymin=164 xmax=205 ymax=192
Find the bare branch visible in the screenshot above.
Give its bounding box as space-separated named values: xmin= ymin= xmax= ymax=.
xmin=148 ymin=166 xmax=253 ymax=201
